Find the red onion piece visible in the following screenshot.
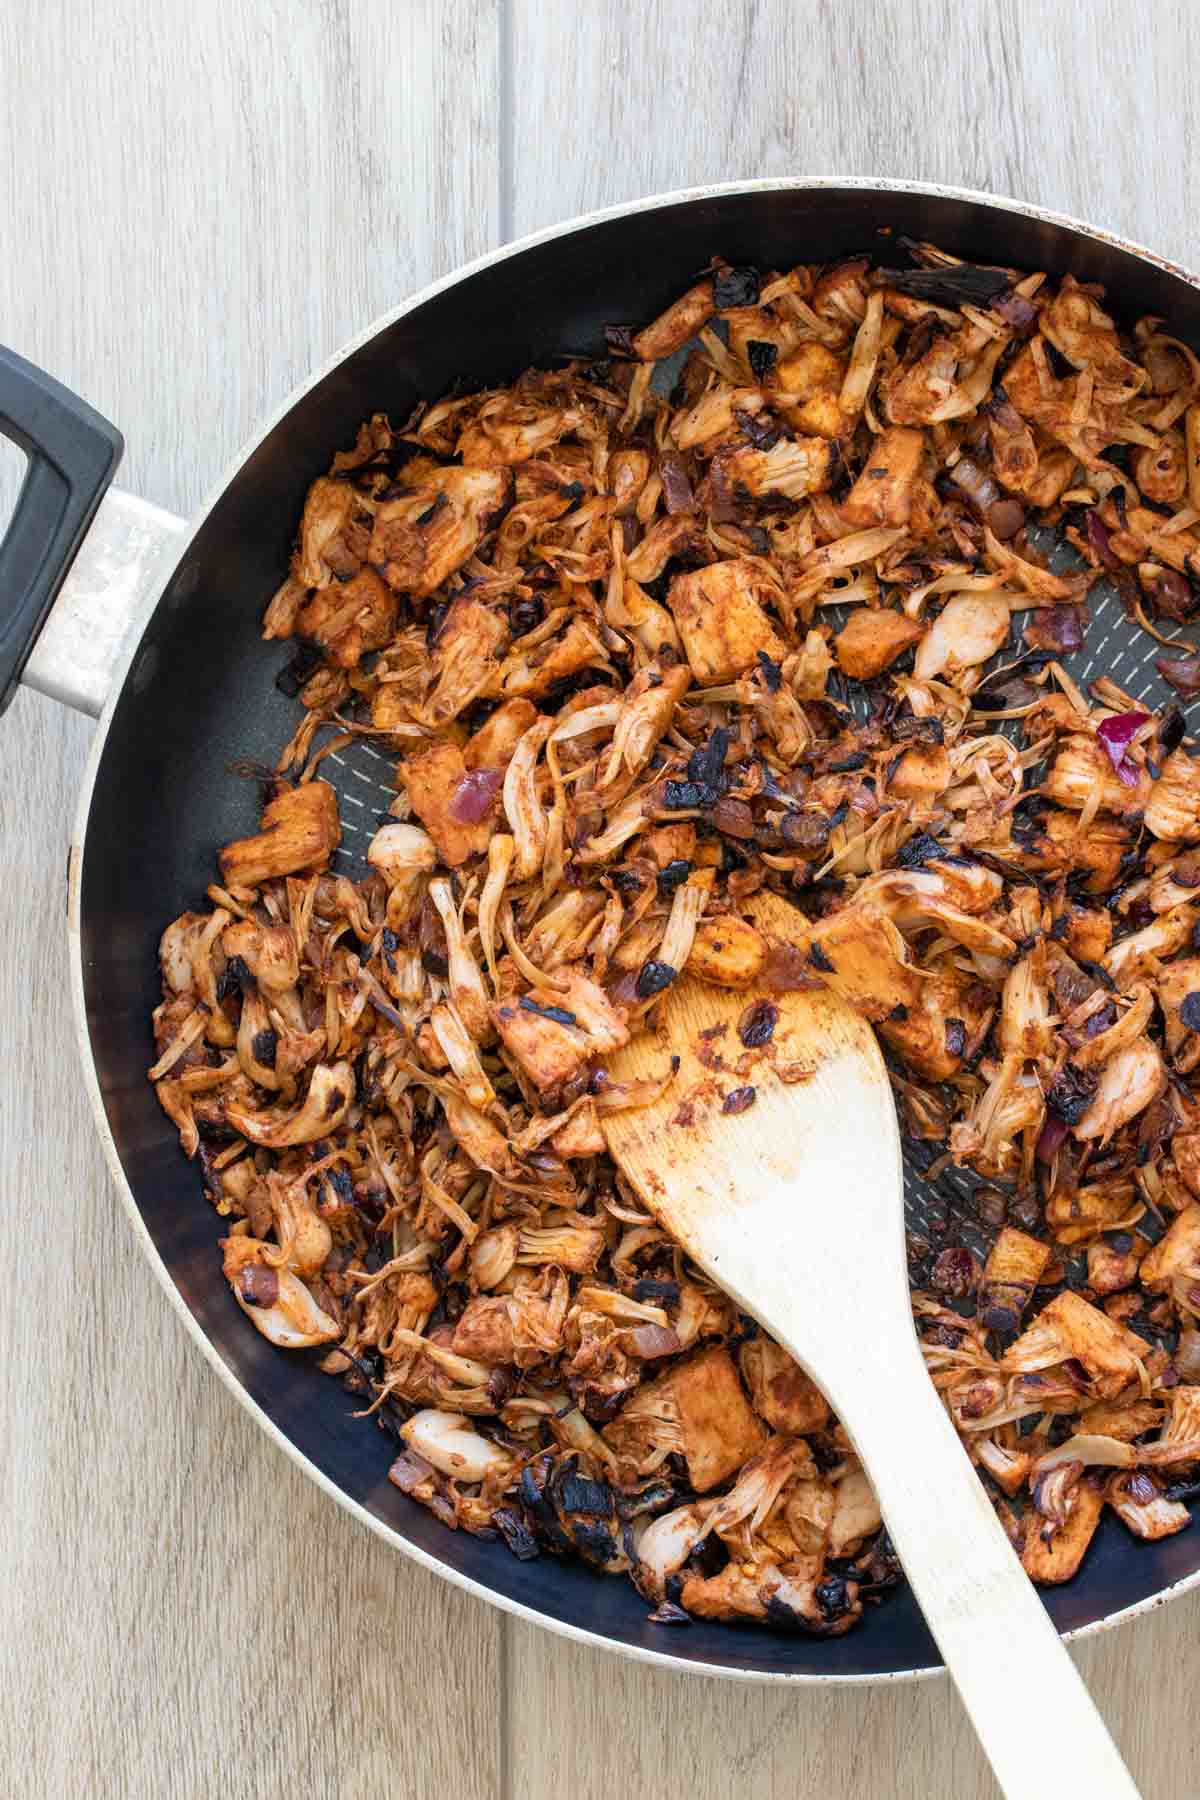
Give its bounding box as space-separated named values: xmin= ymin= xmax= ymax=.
xmin=1086 ymin=509 xmax=1120 ymax=570
xmin=1157 ymin=650 xmax=1200 ymax=695
xmin=239 ymin=1264 xmax=280 ymax=1308
xmin=1176 ymin=1326 xmax=1200 ymax=1383
xmin=992 ymin=290 xmax=1039 ymax=335
xmin=1036 ymin=1114 xmax=1069 ymax=1163
xmin=932 ymin=1247 xmax=977 ymax=1298
xmin=1085 ymin=1003 xmax=1117 ymax=1039
xmin=1097 ymin=711 xmax=1150 ymax=787
xmin=1024 ymin=604 xmax=1086 ymax=655
xmin=659 ymin=453 xmax=695 ymax=515
xmin=449 ymin=766 xmax=503 ymax=824
xmin=707 ymin=453 xmax=739 ymax=523
xmin=388 ymin=1449 xmax=436 ymax=1494
xmin=626 ymin=1324 xmax=682 ymax=1360
xmin=1150 ymin=569 xmax=1198 ymax=621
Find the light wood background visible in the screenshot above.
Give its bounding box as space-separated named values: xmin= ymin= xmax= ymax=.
xmin=1 ymin=4 xmax=1198 ymax=1796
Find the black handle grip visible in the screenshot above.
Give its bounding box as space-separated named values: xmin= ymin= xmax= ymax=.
xmin=0 ymin=345 xmax=123 ymax=716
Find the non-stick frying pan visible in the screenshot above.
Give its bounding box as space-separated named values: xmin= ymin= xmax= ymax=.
xmin=6 ymin=178 xmax=1200 ymax=1684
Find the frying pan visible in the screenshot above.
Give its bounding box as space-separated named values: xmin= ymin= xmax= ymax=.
xmin=6 ymin=177 xmax=1200 ymax=1684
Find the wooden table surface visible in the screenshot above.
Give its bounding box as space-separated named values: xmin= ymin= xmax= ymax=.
xmin=2 ymin=5 xmax=1198 ymax=1795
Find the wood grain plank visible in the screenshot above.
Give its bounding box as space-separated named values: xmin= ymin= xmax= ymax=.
xmin=504 ymin=3 xmax=1200 ymax=1796
xmin=0 ymin=0 xmax=500 ymax=519
xmin=0 ymin=6 xmax=502 ymax=1798
xmin=508 ymin=0 xmax=1200 ymax=266
xmin=505 ymin=1606 xmax=1200 ymax=1800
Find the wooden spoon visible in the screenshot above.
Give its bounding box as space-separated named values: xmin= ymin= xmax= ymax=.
xmin=603 ymin=888 xmax=1139 ymax=1800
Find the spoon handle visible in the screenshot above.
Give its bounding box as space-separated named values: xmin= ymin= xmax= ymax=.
xmin=811 ymin=1337 xmax=1140 ymax=1799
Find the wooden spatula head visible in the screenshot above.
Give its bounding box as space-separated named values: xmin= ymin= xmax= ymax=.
xmin=603 ymin=890 xmax=1141 ymax=1800
xmin=602 ymin=888 xmax=909 ymax=1373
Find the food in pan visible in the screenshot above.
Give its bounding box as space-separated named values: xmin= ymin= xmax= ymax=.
xmin=149 ymin=240 xmax=1200 ymax=1635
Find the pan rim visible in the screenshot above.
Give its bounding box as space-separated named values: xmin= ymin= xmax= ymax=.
xmin=67 ymin=172 xmax=1200 ymax=1685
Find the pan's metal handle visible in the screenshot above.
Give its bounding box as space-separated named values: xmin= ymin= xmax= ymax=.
xmin=22 ymin=485 xmax=187 ymax=716
xmin=0 ymin=346 xmax=187 ymax=717
xmin=0 ymin=346 xmax=124 ymax=716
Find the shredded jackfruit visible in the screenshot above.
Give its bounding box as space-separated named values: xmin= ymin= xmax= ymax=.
xmin=150 ymin=244 xmax=1200 ymax=1634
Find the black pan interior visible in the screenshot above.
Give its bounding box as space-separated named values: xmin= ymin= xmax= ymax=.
xmin=80 ymin=184 xmax=1200 ymax=1677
